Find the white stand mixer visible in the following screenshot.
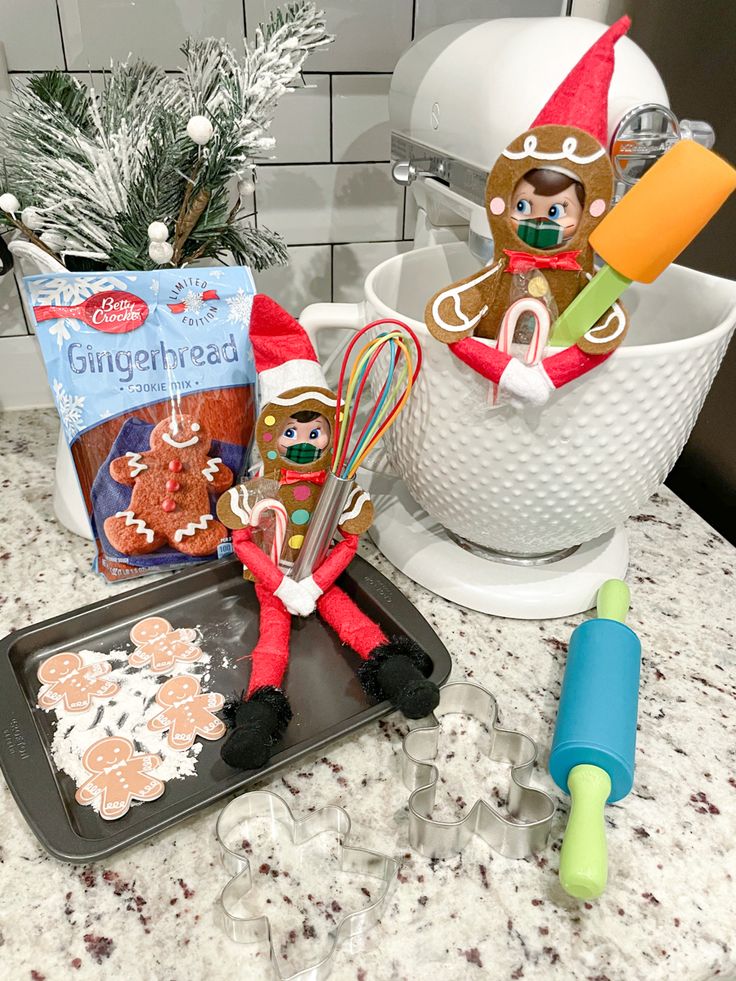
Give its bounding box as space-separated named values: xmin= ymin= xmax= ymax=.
xmin=301 ymin=17 xmax=730 ymax=619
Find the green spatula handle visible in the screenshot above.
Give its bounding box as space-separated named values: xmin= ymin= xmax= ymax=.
xmin=559 ymin=764 xmax=611 ymax=900
xmin=549 ymin=265 xmax=632 ymax=347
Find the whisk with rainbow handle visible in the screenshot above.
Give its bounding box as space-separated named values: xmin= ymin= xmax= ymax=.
xmin=290 ymin=318 xmax=422 ymax=581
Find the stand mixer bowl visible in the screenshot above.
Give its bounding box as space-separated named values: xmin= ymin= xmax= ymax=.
xmin=304 ymin=242 xmax=736 ymax=558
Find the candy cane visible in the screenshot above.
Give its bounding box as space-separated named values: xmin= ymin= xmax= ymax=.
xmin=249 ymin=499 xmax=288 ymax=566
xmin=490 ymin=297 xmax=551 ymax=406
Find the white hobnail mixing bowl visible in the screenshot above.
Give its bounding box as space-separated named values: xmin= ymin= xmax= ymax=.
xmin=302 ymin=242 xmax=736 ymax=557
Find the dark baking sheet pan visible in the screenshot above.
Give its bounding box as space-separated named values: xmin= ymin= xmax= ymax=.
xmin=0 ymin=556 xmax=451 ymax=862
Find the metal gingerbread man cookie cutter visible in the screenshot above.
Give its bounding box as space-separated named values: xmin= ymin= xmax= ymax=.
xmin=401 ymin=682 xmax=556 ymax=859
xmin=215 ymin=790 xmax=399 ymax=981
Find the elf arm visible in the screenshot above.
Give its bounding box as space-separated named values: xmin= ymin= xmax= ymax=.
xmin=424 ymin=260 xmax=505 ymax=345
xmin=449 ymin=336 xmax=611 ymax=406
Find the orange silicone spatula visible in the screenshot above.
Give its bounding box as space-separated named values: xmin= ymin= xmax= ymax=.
xmin=550 ymin=140 xmax=736 ymax=346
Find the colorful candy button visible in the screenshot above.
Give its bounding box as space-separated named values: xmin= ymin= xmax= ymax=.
xmin=161 ymin=498 xmax=176 ymax=513
xmin=168 ymin=459 xmax=183 ymax=473
xmin=262 ymin=432 xmax=273 ymax=442
xmin=165 ymin=479 xmax=180 ymax=493
xmin=288 ymin=534 xmax=304 ymax=550
xmin=266 ymin=450 xmax=278 ymax=460
xmin=292 ymin=485 xmax=311 ymax=501
xmin=264 ymin=415 xmax=276 ymax=426
xmin=292 ymin=509 xmax=310 ymax=526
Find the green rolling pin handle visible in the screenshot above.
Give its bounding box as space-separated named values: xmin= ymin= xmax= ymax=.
xmin=559 ymin=763 xmax=612 ymax=900
xmin=596 ymin=578 xmax=630 ymax=622
xmin=548 ymin=265 xmax=632 ymax=347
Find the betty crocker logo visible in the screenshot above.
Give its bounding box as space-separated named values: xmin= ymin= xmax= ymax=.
xmin=34 ymin=290 xmax=149 ymax=334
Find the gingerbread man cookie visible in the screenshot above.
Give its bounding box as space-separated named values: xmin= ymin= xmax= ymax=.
xmin=104 ymin=413 xmax=234 ymax=557
xmin=147 ymin=675 xmax=226 ymax=750
xmin=37 ymin=651 xmax=119 ymax=713
xmin=75 ymin=736 xmax=164 ymax=820
xmin=128 ymin=617 xmax=203 ymax=674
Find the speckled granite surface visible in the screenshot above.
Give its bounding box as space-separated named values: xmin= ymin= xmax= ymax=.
xmin=0 ymin=408 xmax=734 ymax=981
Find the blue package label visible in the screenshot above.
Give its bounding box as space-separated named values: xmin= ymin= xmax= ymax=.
xmin=25 ymin=266 xmax=257 ymax=582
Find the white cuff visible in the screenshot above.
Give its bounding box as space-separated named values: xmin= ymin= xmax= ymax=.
xmin=273 ymin=576 xmax=318 ymax=617
xmin=300 ymin=575 xmax=323 ymax=604
xmin=499 ymin=359 xmax=554 ymax=407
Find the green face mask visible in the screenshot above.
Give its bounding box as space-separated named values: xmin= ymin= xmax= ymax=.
xmin=516 ymin=218 xmax=564 ymax=250
xmin=284 ymin=442 xmax=322 ymax=465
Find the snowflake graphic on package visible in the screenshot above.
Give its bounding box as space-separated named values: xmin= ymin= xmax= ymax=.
xmin=53 ymin=379 xmax=86 ymax=438
xmin=184 ymin=289 xmax=205 ymax=315
xmin=226 ymin=288 xmax=252 ymax=327
xmin=32 ymin=274 xmax=127 ymax=348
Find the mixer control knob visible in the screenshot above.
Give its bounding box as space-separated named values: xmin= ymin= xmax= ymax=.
xmin=679 ymin=119 xmax=715 ymax=150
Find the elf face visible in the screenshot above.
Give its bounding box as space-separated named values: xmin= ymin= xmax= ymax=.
xmin=277 ymin=412 xmax=331 ymax=466
xmin=510 ymin=170 xmax=584 ymax=249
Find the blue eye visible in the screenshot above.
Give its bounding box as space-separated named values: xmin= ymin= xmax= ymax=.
xmin=309 ymin=428 xmax=321 ymax=440
xmin=515 ymin=199 xmax=532 ymax=216
xmin=548 ymin=203 xmax=565 ymax=220
xmin=284 ymin=427 xmax=296 ymax=439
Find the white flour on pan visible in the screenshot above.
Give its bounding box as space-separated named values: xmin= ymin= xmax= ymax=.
xmin=40 ymin=640 xmax=216 ymax=791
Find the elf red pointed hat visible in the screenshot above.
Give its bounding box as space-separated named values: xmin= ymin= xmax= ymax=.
xmin=249 ymin=294 xmax=329 ymax=408
xmin=531 ymin=15 xmax=631 ymax=146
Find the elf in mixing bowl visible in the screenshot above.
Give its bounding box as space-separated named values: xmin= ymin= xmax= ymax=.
xmin=215 ymin=296 xmax=440 ymax=769
xmin=425 ymin=17 xmax=631 ymax=407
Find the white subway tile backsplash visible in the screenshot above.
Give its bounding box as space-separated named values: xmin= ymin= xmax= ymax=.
xmin=1 ymin=1 xmax=64 ymax=70
xmin=245 ymin=0 xmax=413 ymax=71
xmin=414 ymin=0 xmax=562 ymax=37
xmin=256 ymin=164 xmax=403 ymax=245
xmin=332 ymin=74 xmax=391 ymax=163
xmin=0 ymin=268 xmax=26 ymax=338
xmin=57 ymin=0 xmax=245 ymax=70
xmin=254 ymin=244 xmax=332 ymax=313
xmin=333 ymin=241 xmax=411 ymax=302
xmin=269 ymin=75 xmax=331 ymax=164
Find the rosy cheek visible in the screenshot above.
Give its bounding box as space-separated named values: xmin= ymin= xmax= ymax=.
xmin=589 ymin=198 xmax=606 ymax=218
xmin=489 ymin=197 xmax=506 ymax=216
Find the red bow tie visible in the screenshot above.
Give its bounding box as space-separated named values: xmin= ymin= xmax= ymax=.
xmin=503 ymin=249 xmax=582 ymax=274
xmin=280 ymin=468 xmax=328 ymax=487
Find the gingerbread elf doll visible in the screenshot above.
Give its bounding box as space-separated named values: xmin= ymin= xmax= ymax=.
xmin=216 ymin=296 xmax=440 ymax=769
xmin=425 ymin=17 xmax=631 ymax=406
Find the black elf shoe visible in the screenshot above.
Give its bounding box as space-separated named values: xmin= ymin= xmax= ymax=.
xmin=357 ymin=636 xmax=440 ymax=719
xmin=220 ymin=686 xmax=293 ymax=770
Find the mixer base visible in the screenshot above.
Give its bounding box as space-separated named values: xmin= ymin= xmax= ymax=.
xmin=361 ymin=470 xmax=628 ymax=620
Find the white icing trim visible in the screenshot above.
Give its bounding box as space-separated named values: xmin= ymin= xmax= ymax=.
xmin=227 ymin=486 xmax=251 ymax=524
xmin=580 ymin=272 xmax=627 ymax=346
xmin=162 ymin=432 xmax=199 ymax=448
xmin=430 ymin=260 xmax=501 ymax=334
xmin=502 ymin=135 xmax=605 ymax=166
xmin=114 ymin=510 xmax=155 ymax=543
xmin=259 ymin=359 xmax=327 ymax=409
xmin=125 ymin=452 xmax=147 ymax=477
xmin=270 ymin=390 xmax=337 ymax=408
xmin=202 ymin=457 xmax=222 ymax=482
xmin=173 ymin=514 xmax=213 ymax=542
xmin=340 ymin=488 xmax=370 ymax=523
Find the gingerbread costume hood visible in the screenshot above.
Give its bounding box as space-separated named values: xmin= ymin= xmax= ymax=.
xmin=256 ymin=385 xmax=337 ymax=481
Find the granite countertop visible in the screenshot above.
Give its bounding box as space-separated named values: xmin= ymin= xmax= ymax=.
xmin=0 ymin=408 xmax=734 ymax=981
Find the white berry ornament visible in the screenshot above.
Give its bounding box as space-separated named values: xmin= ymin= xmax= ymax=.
xmin=149 ymin=240 xmax=174 ymax=264
xmin=0 ymin=193 xmax=20 ymax=213
xmin=186 ymin=115 xmax=214 ymax=145
xmin=21 ymin=206 xmax=45 ymax=230
xmin=147 ymin=221 xmax=169 ymax=243
xmin=237 ymin=171 xmax=256 ymax=196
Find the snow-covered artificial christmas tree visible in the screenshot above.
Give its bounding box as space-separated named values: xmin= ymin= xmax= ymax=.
xmin=0 ymin=2 xmax=330 ymax=272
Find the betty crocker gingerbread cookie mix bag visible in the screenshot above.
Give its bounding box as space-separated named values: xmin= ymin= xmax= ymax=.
xmin=27 ymin=266 xmax=257 ymax=581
